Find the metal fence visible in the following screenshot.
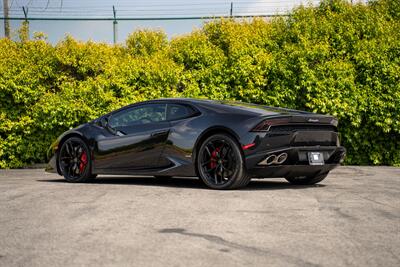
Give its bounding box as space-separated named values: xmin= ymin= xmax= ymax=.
xmin=1 ymin=0 xmax=326 ymax=43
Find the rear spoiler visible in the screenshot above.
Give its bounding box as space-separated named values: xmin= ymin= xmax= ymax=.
xmin=252 ymin=115 xmax=338 ymax=132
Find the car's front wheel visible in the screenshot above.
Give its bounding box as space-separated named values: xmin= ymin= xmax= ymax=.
xmin=197 ymin=134 xmax=251 ymax=189
xmin=58 ymin=137 xmax=94 ymax=182
xmin=285 ymin=173 xmax=328 ymax=185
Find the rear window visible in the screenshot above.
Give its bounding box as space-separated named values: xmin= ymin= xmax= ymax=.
xmin=167 ymin=104 xmax=196 ymax=121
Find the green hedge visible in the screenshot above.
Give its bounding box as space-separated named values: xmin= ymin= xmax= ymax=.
xmin=0 ymin=0 xmax=399 ymax=168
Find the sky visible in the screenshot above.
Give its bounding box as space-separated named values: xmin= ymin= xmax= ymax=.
xmin=0 ymin=0 xmax=323 ymax=44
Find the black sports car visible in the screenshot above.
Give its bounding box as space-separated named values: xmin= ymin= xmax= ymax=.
xmin=46 ymin=98 xmax=346 ymax=189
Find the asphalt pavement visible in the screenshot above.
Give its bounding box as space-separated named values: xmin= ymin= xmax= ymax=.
xmin=0 ymin=166 xmax=399 ymax=267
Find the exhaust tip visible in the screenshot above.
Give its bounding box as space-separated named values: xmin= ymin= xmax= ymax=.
xmin=259 ymin=154 xmax=276 ymax=165
xmin=258 ymin=153 xmax=288 ymax=166
xmin=265 ymin=155 xmax=276 ymax=165
xmin=276 ymin=153 xmax=288 ymax=164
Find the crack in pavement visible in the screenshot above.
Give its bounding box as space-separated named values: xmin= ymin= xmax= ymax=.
xmin=159 ymin=228 xmax=320 ymax=267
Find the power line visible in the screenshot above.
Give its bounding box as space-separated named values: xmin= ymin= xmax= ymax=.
xmin=0 ymin=14 xmax=284 ymax=21
xmin=3 ymin=1 xmax=321 ymax=14
xmin=0 ymin=1 xmax=322 ymax=25
xmin=42 ymin=0 xmax=50 ymax=11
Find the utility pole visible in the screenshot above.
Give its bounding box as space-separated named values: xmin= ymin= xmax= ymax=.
xmin=230 ymin=2 xmax=233 ymax=17
xmin=22 ymin=6 xmax=29 ymax=39
xmin=113 ymin=5 xmax=118 ymax=44
xmin=3 ymin=0 xmax=10 ymax=38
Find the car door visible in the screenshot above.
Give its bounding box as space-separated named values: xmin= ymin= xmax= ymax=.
xmin=95 ymin=103 xmax=171 ymax=170
xmin=155 ymin=103 xmax=200 ymax=167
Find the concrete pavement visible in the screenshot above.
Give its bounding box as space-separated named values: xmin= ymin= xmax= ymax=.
xmin=0 ymin=166 xmax=399 ymax=267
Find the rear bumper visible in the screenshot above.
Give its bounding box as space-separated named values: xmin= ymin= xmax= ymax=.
xmin=247 ymin=164 xmax=340 ymax=178
xmin=245 ymin=145 xmax=345 ymax=178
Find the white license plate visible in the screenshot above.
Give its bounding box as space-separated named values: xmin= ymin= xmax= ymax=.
xmin=308 ymin=152 xmax=324 ymax=165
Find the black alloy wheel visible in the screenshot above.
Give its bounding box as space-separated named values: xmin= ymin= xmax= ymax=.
xmin=197 ymin=134 xmax=250 ymax=189
xmin=58 ymin=137 xmax=94 ymax=182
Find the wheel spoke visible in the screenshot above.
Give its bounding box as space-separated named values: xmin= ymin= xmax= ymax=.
xmin=60 ymin=161 xmax=68 ymax=170
xmin=65 ymin=142 xmax=71 ymax=156
xmin=70 ymin=142 xmax=76 ymax=157
xmin=73 ymin=145 xmax=79 ymax=157
xmin=70 ymin=167 xmax=74 ymax=177
xmin=202 ymin=160 xmax=211 ymax=167
xmin=73 ymin=163 xmax=79 ymax=175
xmin=208 ymin=142 xmax=216 ymax=152
xmin=72 ymin=143 xmax=76 ymax=154
xmin=77 ymin=146 xmax=83 ymax=157
xmin=204 ymin=146 xmax=211 ymax=156
xmin=205 ymin=166 xmax=216 ymax=173
xmin=68 ymin=164 xmax=73 ymax=177
xmin=221 ymin=165 xmax=225 ymax=180
xmin=222 ymin=147 xmax=231 ymax=160
xmin=218 ymin=164 xmax=224 ymax=182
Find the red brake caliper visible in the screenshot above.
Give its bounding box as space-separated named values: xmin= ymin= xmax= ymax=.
xmin=79 ymin=151 xmax=88 ymax=173
xmin=209 ymin=147 xmax=221 ymax=169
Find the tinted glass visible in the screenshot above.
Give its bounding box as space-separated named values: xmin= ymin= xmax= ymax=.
xmin=167 ymin=104 xmax=194 ymax=121
xmin=109 ymin=104 xmax=166 ymax=128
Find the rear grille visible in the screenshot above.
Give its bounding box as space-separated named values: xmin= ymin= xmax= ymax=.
xmin=269 ymin=124 xmax=337 ymax=132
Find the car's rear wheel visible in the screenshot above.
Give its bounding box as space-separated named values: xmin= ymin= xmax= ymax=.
xmin=285 ymin=173 xmax=328 ymax=185
xmin=58 ymin=137 xmax=94 ymax=182
xmin=197 ymin=134 xmax=250 ymax=189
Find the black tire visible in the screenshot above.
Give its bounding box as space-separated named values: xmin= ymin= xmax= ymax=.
xmin=285 ymin=173 xmax=328 ymax=185
xmin=197 ymin=133 xmax=251 ymax=189
xmin=58 ymin=137 xmax=94 ymax=182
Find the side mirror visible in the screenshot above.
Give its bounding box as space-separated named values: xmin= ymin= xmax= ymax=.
xmin=100 ymin=117 xmax=109 ymax=128
xmin=99 ymin=116 xmax=124 ymax=136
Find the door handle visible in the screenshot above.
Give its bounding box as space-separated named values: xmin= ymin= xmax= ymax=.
xmin=151 ymin=130 xmax=169 ymax=137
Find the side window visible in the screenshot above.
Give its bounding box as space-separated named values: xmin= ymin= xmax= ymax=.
xmin=109 ymin=104 xmax=166 ymax=128
xmin=167 ymin=104 xmax=195 ymax=121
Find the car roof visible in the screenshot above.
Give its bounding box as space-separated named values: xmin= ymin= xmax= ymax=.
xmin=148 ymin=98 xmax=311 ymax=116
xmin=97 ymin=98 xmax=317 ymax=121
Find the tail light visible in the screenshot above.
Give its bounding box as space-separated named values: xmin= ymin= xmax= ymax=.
xmin=251 ymin=117 xmax=291 ymax=132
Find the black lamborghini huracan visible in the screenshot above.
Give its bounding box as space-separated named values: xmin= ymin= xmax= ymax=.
xmin=46 ymin=98 xmax=345 ymax=189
